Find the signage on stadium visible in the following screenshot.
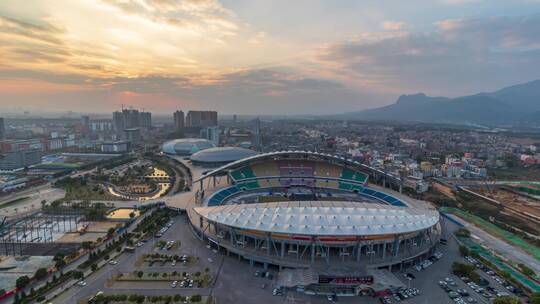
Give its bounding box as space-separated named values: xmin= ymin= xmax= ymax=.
xmin=318 ymin=275 xmax=374 ymax=285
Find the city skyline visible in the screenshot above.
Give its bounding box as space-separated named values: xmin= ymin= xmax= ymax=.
xmin=1 ymin=0 xmax=540 ymax=115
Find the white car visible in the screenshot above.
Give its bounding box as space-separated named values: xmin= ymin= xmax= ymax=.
xmin=108 ymin=260 xmax=118 ymax=265
xmin=77 ymin=281 xmax=87 ymax=286
xmin=171 ymin=280 xmax=178 ymax=288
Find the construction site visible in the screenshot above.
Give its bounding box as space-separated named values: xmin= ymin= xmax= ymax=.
xmin=0 ymin=210 xmax=119 ymax=256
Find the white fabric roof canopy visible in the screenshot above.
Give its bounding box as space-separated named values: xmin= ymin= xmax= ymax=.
xmin=194 ymin=201 xmax=439 ymax=236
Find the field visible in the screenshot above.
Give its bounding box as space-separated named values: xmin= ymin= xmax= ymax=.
xmin=475 ymin=188 xmax=540 ymax=222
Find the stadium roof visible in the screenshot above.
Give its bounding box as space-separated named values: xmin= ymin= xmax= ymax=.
xmin=194 ymin=150 xmax=400 ymax=183
xmin=190 ymin=147 xmax=258 ymax=164
xmin=194 ymin=201 xmax=439 ymax=236
xmin=162 ymin=138 xmax=215 ymax=156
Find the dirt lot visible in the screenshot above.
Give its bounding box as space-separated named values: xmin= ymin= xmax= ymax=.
xmin=477 ymin=188 xmax=540 ymax=220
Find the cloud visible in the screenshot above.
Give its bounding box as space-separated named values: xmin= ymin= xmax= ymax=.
xmin=315 ymin=14 xmax=540 ymax=96
xmin=0 ymin=15 xmax=64 ymax=44
xmin=382 ymin=21 xmax=406 ymax=31
xmin=0 ymin=67 xmax=359 ymax=114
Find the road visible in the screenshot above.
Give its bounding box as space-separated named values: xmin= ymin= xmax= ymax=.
xmin=448 ymin=213 xmax=540 ymax=274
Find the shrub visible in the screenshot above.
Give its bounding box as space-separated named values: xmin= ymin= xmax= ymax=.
xmin=518 ymin=263 xmax=535 ymax=277
xmin=455 ymin=228 xmax=471 ymax=238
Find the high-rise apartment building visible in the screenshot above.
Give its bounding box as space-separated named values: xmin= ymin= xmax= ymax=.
xmin=186 ymin=111 xmax=217 ymax=128
xmin=140 ymin=111 xmax=152 ymax=128
xmin=0 ymin=117 xmax=5 ymax=140
xmin=252 ymin=117 xmax=261 ymax=149
xmin=112 ymin=109 xmax=152 ymax=132
xmin=173 ymin=110 xmax=185 ymax=130
xmin=81 ymin=115 xmax=90 ymax=127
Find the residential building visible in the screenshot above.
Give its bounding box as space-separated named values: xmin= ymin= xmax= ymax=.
xmin=174 ymin=110 xmax=185 ymax=131
xmin=186 ymin=111 xmax=218 ymax=128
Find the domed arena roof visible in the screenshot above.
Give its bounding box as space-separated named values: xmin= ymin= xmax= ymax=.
xmin=162 ymin=138 xmax=215 ymax=156
xmin=190 ymin=147 xmax=258 ymax=166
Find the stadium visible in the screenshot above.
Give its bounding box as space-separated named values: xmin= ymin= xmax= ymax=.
xmin=189 ymin=146 xmax=258 ymax=167
xmin=187 ymin=151 xmax=441 ymax=295
xmin=161 ymin=138 xmax=215 ymax=156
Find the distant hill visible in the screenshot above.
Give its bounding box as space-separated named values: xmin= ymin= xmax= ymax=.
xmin=340 ymin=80 xmax=540 ymax=126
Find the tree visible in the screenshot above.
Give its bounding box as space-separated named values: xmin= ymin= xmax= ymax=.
xmin=459 ymin=245 xmax=470 ymax=257
xmin=107 ymin=227 xmax=115 ymax=237
xmin=91 ymin=263 xmax=98 ymax=271
xmin=53 ymin=252 xmax=65 ymax=269
xmin=73 ymin=271 xmax=84 ymax=280
xmin=452 ymin=262 xmax=476 ymax=277
xmin=33 ymin=268 xmax=48 ymax=280
xmin=15 ymin=276 xmax=31 ymax=289
xmin=493 ymin=297 xmax=520 ymax=304
xmin=82 ymin=241 xmax=93 ymax=250
xmin=530 ymin=292 xmax=540 ymax=304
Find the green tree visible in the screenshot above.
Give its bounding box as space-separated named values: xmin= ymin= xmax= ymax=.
xmin=53 ymin=252 xmax=66 ymax=268
xmin=91 ymin=263 xmax=98 ymax=271
xmin=73 ymin=271 xmax=84 ymax=280
xmin=493 ymin=296 xmax=520 ymax=304
xmin=107 ymin=227 xmax=115 ymax=237
xmin=15 ymin=276 xmax=31 ymax=289
xmin=530 ymin=292 xmax=540 ymax=304
xmin=33 ymin=268 xmax=48 ymax=280
xmin=458 ymin=245 xmax=470 ymax=257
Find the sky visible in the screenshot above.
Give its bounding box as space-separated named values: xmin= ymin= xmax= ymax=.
xmin=0 ymin=0 xmax=539 ymax=115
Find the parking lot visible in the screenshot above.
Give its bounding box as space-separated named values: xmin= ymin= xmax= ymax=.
xmin=382 ymin=217 xmax=523 ymax=304
xmin=60 ymin=212 xmax=526 ymax=304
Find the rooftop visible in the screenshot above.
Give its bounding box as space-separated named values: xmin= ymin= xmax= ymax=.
xmin=194 ymin=201 xmax=439 ymax=236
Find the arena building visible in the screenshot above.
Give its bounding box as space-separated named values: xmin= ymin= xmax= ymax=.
xmin=186 ymin=151 xmax=441 ymax=296
xmin=161 ymin=138 xmax=214 ymax=156
xmin=189 ymin=147 xmax=258 ymax=167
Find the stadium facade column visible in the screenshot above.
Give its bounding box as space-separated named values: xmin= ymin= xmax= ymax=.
xmin=266 ymin=234 xmax=271 ymax=256
xmin=383 ymin=242 xmax=387 ymax=259
xmin=357 ymin=243 xmax=362 ymax=262
xmin=213 ymin=176 xmax=216 ymax=187
xmin=311 ymin=243 xmax=315 ymax=263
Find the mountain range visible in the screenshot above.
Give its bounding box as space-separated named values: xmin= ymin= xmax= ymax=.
xmin=341 ymin=80 xmax=540 ymax=126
